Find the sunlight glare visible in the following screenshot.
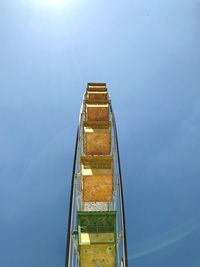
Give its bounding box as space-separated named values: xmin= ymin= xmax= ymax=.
xmin=42 ymin=0 xmax=65 ymax=7
xmin=33 ymin=0 xmax=67 ymax=9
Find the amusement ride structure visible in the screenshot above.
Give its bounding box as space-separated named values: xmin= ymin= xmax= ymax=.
xmin=65 ymin=83 xmax=128 ymax=267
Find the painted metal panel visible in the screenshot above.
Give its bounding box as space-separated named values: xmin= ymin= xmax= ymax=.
xmin=78 ymin=212 xmax=116 ymax=267
xmin=87 ymin=83 xmax=107 ymax=92
xmin=80 ymin=244 xmax=115 ymax=267
xmin=80 ymin=233 xmax=115 ymax=244
xmin=82 ymin=175 xmax=113 ymax=202
xmin=81 ymin=155 xmax=113 ymax=202
xmin=87 ymin=91 xmax=108 ymax=101
xmin=78 ymin=211 xmax=116 ymax=236
xmin=81 ymin=155 xmax=113 ymax=169
xmin=86 ymin=104 xmax=109 ymax=122
xmin=84 ymin=122 xmax=111 ymax=155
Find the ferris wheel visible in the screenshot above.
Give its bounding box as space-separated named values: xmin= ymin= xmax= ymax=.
xmin=65 ymin=83 xmax=128 ymax=267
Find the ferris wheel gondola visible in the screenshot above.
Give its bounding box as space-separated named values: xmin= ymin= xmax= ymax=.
xmin=65 ymin=83 xmax=128 ymax=267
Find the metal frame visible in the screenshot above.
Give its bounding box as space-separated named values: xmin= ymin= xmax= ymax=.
xmin=65 ymin=94 xmax=128 ymax=267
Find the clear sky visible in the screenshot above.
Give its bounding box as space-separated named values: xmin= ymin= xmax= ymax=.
xmin=0 ymin=0 xmax=200 ymax=266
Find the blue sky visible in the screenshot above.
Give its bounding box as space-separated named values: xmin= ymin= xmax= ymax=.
xmin=0 ymin=0 xmax=200 ymax=266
